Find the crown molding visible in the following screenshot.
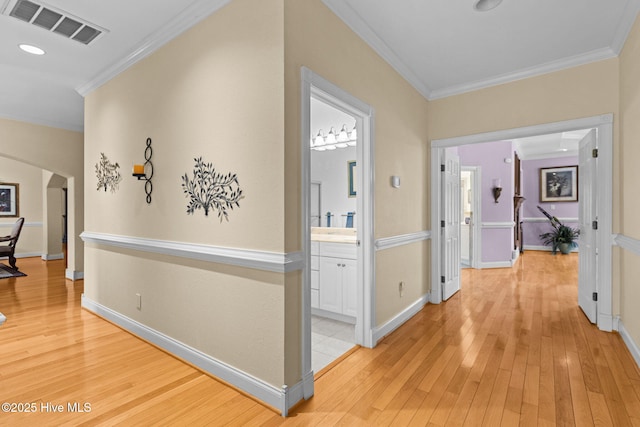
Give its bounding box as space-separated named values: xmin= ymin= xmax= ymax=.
xmin=611 ymin=0 xmax=640 ymax=54
xmin=429 ymin=47 xmax=617 ymax=100
xmin=76 ymin=0 xmax=231 ymax=96
xmin=321 ymin=0 xmax=432 ymax=99
xmin=0 ymin=112 xmax=83 ymax=132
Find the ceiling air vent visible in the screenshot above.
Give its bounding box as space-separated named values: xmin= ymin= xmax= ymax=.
xmin=3 ymin=0 xmax=106 ymax=45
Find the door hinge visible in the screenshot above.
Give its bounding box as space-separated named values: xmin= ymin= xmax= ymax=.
xmin=592 ymin=220 xmax=598 ymax=230
xmin=592 ymin=148 xmax=598 ymax=158
xmin=441 ymin=220 xmax=445 ymax=228
xmin=592 ymin=292 xmax=598 ymax=301
xmin=441 ymin=164 xmax=445 ymax=172
xmin=441 ymin=276 xmax=445 ymax=284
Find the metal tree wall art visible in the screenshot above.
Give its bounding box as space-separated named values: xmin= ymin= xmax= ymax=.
xmin=95 ymin=153 xmax=122 ymax=193
xmin=181 ymin=157 xmax=244 ymax=221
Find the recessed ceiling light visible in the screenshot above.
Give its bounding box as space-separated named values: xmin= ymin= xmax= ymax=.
xmin=474 ymin=0 xmax=503 ymax=12
xmin=18 ymin=44 xmax=45 ymax=55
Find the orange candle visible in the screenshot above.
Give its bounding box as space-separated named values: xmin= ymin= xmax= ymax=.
xmin=133 ymin=164 xmax=144 ymax=175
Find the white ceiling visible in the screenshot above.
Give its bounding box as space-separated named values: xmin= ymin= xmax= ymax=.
xmin=0 ymin=0 xmax=638 ymax=133
xmin=323 ymin=0 xmax=640 ymax=99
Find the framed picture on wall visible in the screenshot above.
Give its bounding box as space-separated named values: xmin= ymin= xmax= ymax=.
xmin=348 ymin=160 xmax=356 ymax=198
xmin=539 ymin=166 xmax=578 ymax=202
xmin=0 ymin=183 xmax=19 ymax=217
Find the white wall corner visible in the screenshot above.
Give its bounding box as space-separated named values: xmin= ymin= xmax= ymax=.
xmin=372 ymin=294 xmax=429 ymax=345
xmin=618 ymin=319 xmax=640 ymax=370
xmin=81 ymin=295 xmax=302 ymax=416
xmin=65 ymin=269 xmax=84 ymax=281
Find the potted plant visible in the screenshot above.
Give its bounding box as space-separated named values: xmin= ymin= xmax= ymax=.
xmin=537 ymin=206 xmax=580 ymax=255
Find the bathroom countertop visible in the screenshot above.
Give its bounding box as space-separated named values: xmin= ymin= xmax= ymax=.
xmin=310 ymin=227 xmax=357 ymax=244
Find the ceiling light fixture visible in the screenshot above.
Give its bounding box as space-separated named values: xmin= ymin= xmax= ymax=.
xmin=474 ymin=0 xmax=503 ymax=12
xmin=18 ymin=43 xmax=45 ymax=55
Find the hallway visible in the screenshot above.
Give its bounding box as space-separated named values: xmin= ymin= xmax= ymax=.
xmin=0 ymin=252 xmax=638 ymax=425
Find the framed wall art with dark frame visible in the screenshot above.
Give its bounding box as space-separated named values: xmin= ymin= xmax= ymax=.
xmin=539 ymin=166 xmax=578 ymax=202
xmin=0 ymin=183 xmax=19 ymax=217
xmin=347 ymin=160 xmax=356 ymax=198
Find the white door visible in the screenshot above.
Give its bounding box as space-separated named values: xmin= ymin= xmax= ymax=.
xmin=578 ymin=129 xmax=597 ymax=323
xmin=442 ymin=149 xmax=461 ymax=300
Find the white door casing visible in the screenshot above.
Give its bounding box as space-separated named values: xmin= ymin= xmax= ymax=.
xmin=301 ymin=68 xmax=376 ymax=398
xmin=442 ymin=149 xmax=461 ymax=300
xmin=578 ymin=129 xmax=598 ymax=323
xmin=431 ymin=114 xmax=613 ymax=332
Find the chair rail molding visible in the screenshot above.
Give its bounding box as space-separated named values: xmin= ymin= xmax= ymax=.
xmin=375 ymin=230 xmax=431 ymax=251
xmin=80 ymin=231 xmax=304 ymax=273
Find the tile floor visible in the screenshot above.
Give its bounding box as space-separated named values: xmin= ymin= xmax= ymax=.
xmin=311 ymin=315 xmax=356 ymax=373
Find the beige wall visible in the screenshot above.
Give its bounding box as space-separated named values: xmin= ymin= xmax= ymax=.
xmin=284 ymin=0 xmax=431 ymax=328
xmin=619 ymin=15 xmax=640 ymax=347
xmin=0 ymin=120 xmax=82 ymax=272
xmin=84 ymin=0 xmax=288 ymax=387
xmin=0 ymin=157 xmax=44 ymax=256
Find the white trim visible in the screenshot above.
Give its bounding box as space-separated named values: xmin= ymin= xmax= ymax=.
xmin=481 ymin=221 xmax=515 ymax=229
xmin=9 ymin=252 xmax=42 ymax=259
xmin=0 ymin=112 xmax=82 ymax=132
xmin=618 ymin=319 xmax=640 ymax=369
xmin=65 ymin=269 xmax=83 ymax=281
xmin=613 ymin=234 xmax=640 ymax=256
xmin=41 ymin=253 xmax=64 ymax=261
xmin=431 ymin=114 xmax=614 ymax=332
xmin=429 ymin=48 xmax=617 ymax=100
xmin=375 ymin=230 xmax=430 ymax=251
xmin=0 ymin=221 xmax=43 ymax=228
xmin=433 ymin=115 xmax=613 ymax=148
xmin=320 ymin=0 xmax=432 ymax=99
xmin=81 ymin=295 xmax=303 ymax=416
xmin=301 ymin=68 xmax=376 ymax=363
xmin=76 ymin=0 xmax=231 ymax=96
xmin=372 ymin=294 xmax=429 ymax=345
xmin=523 ymin=217 xmax=579 ymax=223
xmin=80 ymin=231 xmax=304 ymax=273
xmin=611 ymin=0 xmax=640 ymax=54
xmin=523 ymin=245 xmax=579 ymax=253
xmin=481 ymin=261 xmax=513 ymax=269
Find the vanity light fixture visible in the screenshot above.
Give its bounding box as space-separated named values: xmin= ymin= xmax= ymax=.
xmin=492 ymin=178 xmax=502 ymax=203
xmin=474 ymin=0 xmax=503 ymax=12
xmin=19 ymin=44 xmax=45 ymax=55
xmin=311 ymin=124 xmax=357 ymax=151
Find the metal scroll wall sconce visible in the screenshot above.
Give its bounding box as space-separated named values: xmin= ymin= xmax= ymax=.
xmin=492 ymin=178 xmax=502 ymax=203
xmin=132 ymin=137 xmax=153 ymax=204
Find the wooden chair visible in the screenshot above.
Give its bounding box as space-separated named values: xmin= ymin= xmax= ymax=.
xmin=0 ymin=217 xmax=24 ymax=270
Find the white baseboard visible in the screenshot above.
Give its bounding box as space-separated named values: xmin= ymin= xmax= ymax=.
xmin=481 ymin=261 xmax=512 ymax=269
xmin=42 ymin=253 xmax=64 ymax=261
xmin=65 ymin=269 xmax=84 ymax=281
xmin=618 ymin=319 xmax=640 ymax=369
xmin=13 ymin=252 xmax=42 ymax=259
xmin=81 ymin=295 xmax=306 ymax=416
xmin=523 ymin=245 xmax=579 ymax=253
xmin=372 ymin=294 xmax=429 ymax=345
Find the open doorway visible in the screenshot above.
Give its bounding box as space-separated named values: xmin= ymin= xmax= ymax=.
xmin=309 ymin=97 xmax=358 ymax=373
xmin=301 ymin=68 xmax=375 ymax=394
xmin=431 ymin=115 xmax=613 ymax=331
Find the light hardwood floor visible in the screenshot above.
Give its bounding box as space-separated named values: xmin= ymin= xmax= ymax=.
xmin=1 ymin=252 xmax=639 ymax=425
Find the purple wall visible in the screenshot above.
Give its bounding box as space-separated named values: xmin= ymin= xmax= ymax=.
xmin=521 ymin=156 xmax=579 ymax=249
xmin=459 ymin=141 xmax=514 ymax=265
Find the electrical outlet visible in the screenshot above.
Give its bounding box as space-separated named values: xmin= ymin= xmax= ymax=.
xmin=399 ymin=281 xmax=405 ymax=297
xmin=136 ymin=293 xmax=142 ymax=310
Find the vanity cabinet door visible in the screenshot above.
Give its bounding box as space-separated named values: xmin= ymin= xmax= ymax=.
xmin=342 ymin=259 xmax=358 ymax=317
xmin=319 ymin=257 xmax=342 ymax=314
